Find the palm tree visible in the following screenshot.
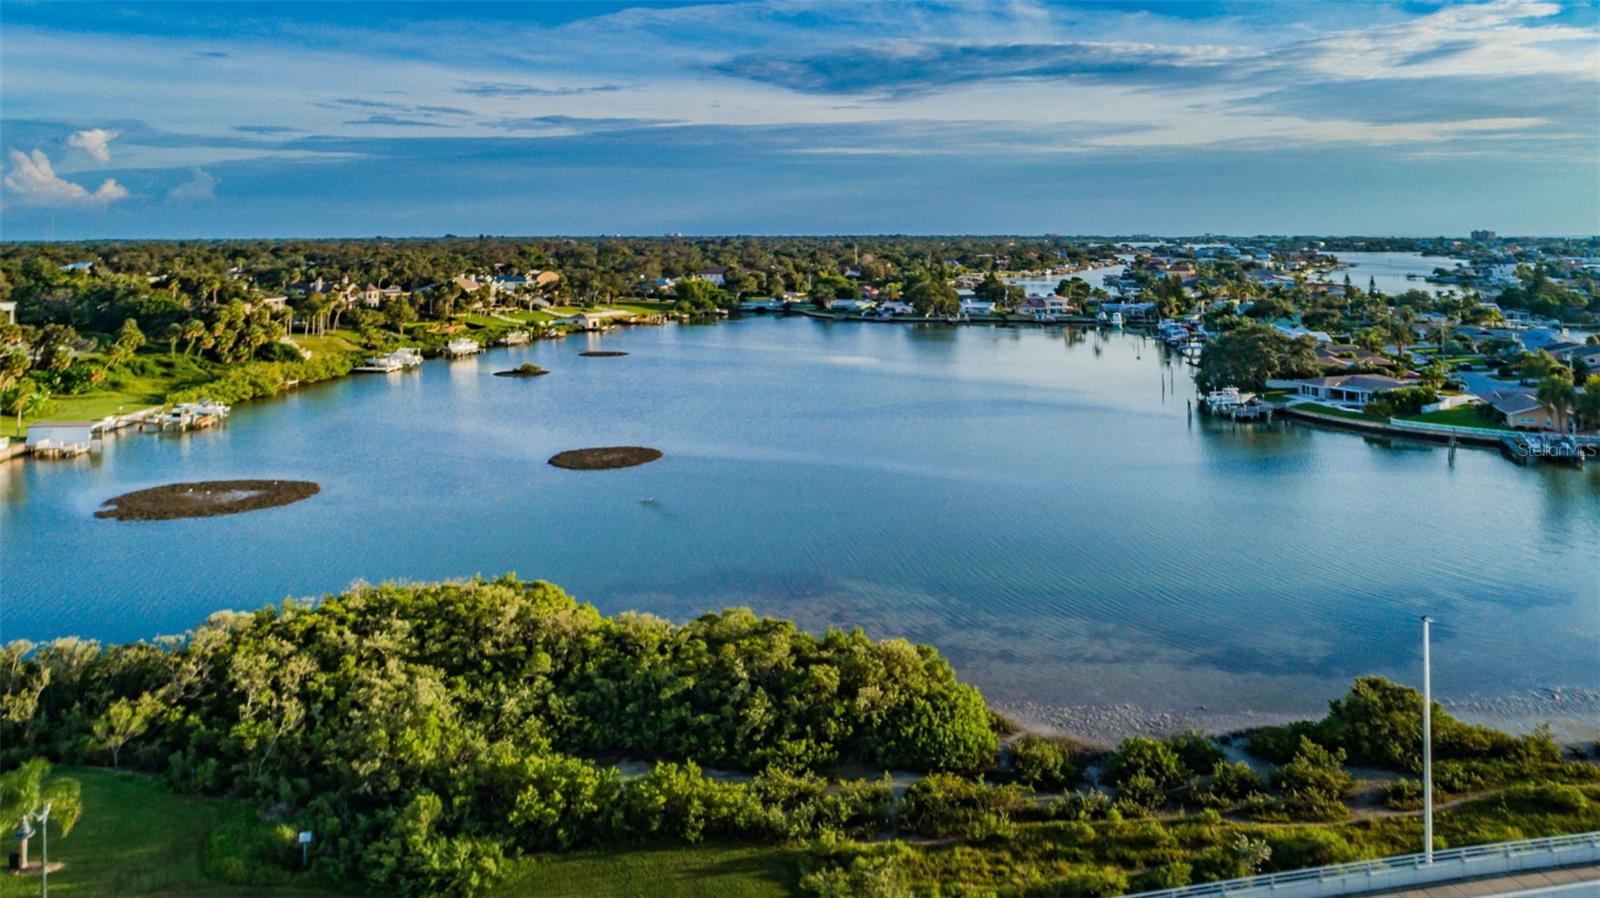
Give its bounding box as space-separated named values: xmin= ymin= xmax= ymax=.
xmin=1535 ymin=375 xmax=1577 ymax=434
xmin=1 ymin=759 xmax=81 ymax=870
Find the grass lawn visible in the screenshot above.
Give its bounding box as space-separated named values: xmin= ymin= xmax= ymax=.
xmin=0 ymin=768 xmax=341 ymax=898
xmin=1294 ymin=402 xmax=1380 ymax=421
xmin=606 ymin=302 xmax=674 ymax=315
xmin=293 ymin=331 xmax=363 ymax=358
xmin=1401 ymin=407 xmax=1511 ymax=430
xmin=492 ymin=844 xmax=800 ymax=898
xmin=10 ymin=353 xmax=218 ymax=437
xmin=499 ymin=310 xmax=558 ymax=323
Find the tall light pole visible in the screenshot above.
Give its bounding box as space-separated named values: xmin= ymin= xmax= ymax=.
xmin=1421 ymin=616 xmax=1434 ymax=865
xmin=37 ymin=800 xmax=52 ymax=898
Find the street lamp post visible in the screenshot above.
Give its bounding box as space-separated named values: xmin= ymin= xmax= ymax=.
xmin=38 ymin=800 xmax=52 ymax=898
xmin=1421 ymin=616 xmax=1434 ymax=865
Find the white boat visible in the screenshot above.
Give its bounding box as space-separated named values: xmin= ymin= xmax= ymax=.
xmin=443 ymin=338 xmax=481 ymax=357
xmin=1110 ymin=312 xmax=1124 ymax=328
xmin=173 ymin=398 xmax=231 ymax=418
xmin=355 ymin=347 xmax=425 ymax=372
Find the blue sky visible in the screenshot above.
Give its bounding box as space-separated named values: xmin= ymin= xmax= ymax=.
xmin=1 ymin=0 xmax=1596 ymax=238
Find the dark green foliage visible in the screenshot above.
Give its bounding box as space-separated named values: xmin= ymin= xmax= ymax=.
xmin=1245 ymin=720 xmax=1323 ymax=764
xmin=1270 ymin=738 xmax=1353 ymax=821
xmin=1103 ymin=736 xmax=1188 ymax=792
xmin=1364 ymin=386 xmax=1438 ymax=418
xmin=1194 ymin=760 xmax=1266 ymax=809
xmin=1166 ymin=732 xmax=1224 ymax=775
xmin=1010 ymin=736 xmax=1079 ymax=791
xmin=1195 ymin=321 xmax=1320 ymax=393
xmin=0 ymin=577 xmax=995 ymax=897
xmin=200 ymin=813 xmax=301 ymax=885
xmin=899 ymin=773 xmax=1023 ymax=839
xmin=1381 ymin=778 xmax=1424 ymax=810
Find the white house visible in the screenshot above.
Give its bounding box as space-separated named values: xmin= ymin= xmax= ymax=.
xmin=1273 ymin=323 xmax=1334 ymax=343
xmin=877 ymin=300 xmax=915 ymax=316
xmin=0 ymin=300 xmax=15 ymax=325
xmin=960 ymin=298 xmax=996 ymax=315
xmin=1290 ymin=374 xmax=1417 ymax=409
xmin=829 ymin=298 xmax=875 ymax=312
xmin=694 ymin=266 xmax=730 ymax=287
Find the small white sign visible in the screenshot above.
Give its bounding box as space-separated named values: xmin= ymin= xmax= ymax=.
xmin=298 ymin=831 xmax=313 ymax=844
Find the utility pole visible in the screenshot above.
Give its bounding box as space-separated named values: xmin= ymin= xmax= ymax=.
xmin=1421 ymin=616 xmax=1434 ymax=865
xmin=38 ymin=801 xmax=52 ymax=898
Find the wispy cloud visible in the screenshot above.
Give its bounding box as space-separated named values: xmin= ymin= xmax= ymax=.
xmin=166 ymin=167 xmax=217 ymax=201
xmin=3 ymin=148 xmax=129 ymax=206
xmin=456 ymin=80 xmax=623 ymax=97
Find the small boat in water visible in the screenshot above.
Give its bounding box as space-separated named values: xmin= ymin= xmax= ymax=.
xmin=442 ymin=338 xmax=481 ymax=358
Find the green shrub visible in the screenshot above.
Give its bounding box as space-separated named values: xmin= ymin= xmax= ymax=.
xmin=1272 ymin=738 xmax=1352 ymax=821
xmin=1195 ymin=760 xmax=1266 ymax=809
xmin=200 ymin=813 xmax=302 ymax=885
xmin=1265 ymin=828 xmax=1357 ymax=870
xmin=1104 ymin=736 xmax=1188 ymax=791
xmin=1503 ymin=782 xmax=1589 ymax=813
xmin=1131 ymin=860 xmax=1192 ymax=891
xmin=899 ymin=773 xmax=1023 ymax=839
xmin=1011 ymin=736 xmax=1078 ymax=791
xmin=1022 ymin=866 xmax=1129 ymax=898
xmin=1244 ymin=721 xmax=1323 ymax=764
xmin=1166 ymin=731 xmax=1224 ymax=774
xmin=1381 ymin=779 xmax=1424 ymax=810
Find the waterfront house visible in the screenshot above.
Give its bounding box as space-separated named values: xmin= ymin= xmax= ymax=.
xmin=830 ymin=298 xmax=876 ymax=312
xmin=1290 ymin=374 xmax=1418 ymax=409
xmin=1315 ymin=344 xmax=1395 ymax=371
xmin=1273 ymin=323 xmax=1333 ymax=343
xmin=694 ymin=266 xmax=730 ymax=287
xmin=959 ymin=298 xmax=996 ymax=316
xmin=1483 ymin=389 xmax=1559 ymax=431
xmin=738 ymin=298 xmax=784 ymax=312
xmin=877 ymin=300 xmax=915 ymax=316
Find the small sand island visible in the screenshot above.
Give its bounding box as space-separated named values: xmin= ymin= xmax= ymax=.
xmin=548 ymin=447 xmax=663 ymax=470
xmin=96 ymin=480 xmax=320 ymax=521
xmin=579 ymin=350 xmax=628 ymax=357
xmin=494 ymin=363 xmax=549 ymax=378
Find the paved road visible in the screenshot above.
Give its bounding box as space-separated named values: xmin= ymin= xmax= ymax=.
xmin=1360 ymin=864 xmax=1600 ymax=897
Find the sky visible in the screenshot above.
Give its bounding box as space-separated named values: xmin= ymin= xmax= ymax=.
xmin=1 ymin=0 xmax=1596 ymax=239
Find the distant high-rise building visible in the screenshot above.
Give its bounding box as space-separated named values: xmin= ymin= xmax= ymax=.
xmin=1470 ymin=229 xmax=1496 ymax=242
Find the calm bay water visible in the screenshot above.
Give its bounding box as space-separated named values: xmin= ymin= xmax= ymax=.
xmin=3 ymin=317 xmax=1596 ymax=721
xmin=1329 ymin=251 xmax=1468 ymax=296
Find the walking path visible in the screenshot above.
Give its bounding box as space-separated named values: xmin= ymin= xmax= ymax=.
xmin=1357 ymin=864 xmax=1599 ymax=897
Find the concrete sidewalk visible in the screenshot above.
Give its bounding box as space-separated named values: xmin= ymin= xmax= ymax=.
xmin=1362 ymin=863 xmax=1600 ymax=897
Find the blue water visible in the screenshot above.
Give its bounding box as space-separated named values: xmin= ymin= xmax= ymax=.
xmin=2 ymin=318 xmax=1596 ymax=717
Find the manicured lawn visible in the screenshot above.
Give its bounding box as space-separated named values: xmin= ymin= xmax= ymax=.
xmin=294 ymin=331 xmax=363 ymax=357
xmin=1400 ymin=407 xmax=1511 ymax=430
xmin=0 ymin=768 xmax=340 ymax=898
xmin=1294 ymin=402 xmax=1380 ymax=421
xmin=492 ymin=844 xmax=800 ymax=898
xmin=10 ymin=353 xmax=217 ymax=436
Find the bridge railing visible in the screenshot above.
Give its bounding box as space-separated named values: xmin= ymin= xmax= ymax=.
xmin=1119 ymin=831 xmax=1600 ymax=898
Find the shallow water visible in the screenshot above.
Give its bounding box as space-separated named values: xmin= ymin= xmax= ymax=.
xmin=3 ymin=317 xmax=1596 ymax=719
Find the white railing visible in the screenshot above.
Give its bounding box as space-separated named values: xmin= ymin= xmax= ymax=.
xmin=1120 ymin=832 xmax=1600 ymax=898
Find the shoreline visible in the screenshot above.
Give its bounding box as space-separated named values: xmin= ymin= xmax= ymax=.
xmin=996 ymin=685 xmax=1600 ymax=748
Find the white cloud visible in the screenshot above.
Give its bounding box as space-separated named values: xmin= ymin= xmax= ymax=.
xmin=67 ymin=127 xmax=119 ymax=162
xmin=3 ymin=149 xmax=130 ymax=206
xmin=166 ymin=167 xmax=217 ymax=201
